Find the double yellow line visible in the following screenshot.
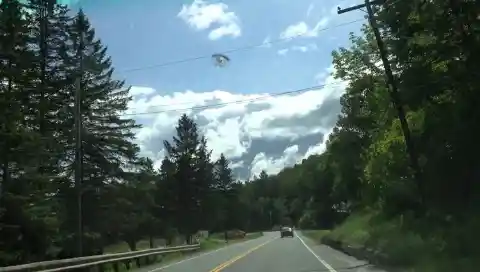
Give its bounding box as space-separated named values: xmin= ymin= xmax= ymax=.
xmin=209 ymin=238 xmax=275 ymax=272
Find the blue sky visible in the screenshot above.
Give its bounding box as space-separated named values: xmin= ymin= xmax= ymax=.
xmin=64 ymin=0 xmax=367 ymax=179
xmin=68 ymin=0 xmax=364 ymax=93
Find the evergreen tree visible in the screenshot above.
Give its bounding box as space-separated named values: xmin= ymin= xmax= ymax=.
xmin=54 ymin=10 xmax=141 ymax=256
xmin=213 ymin=153 xmax=234 ymax=231
xmin=155 ymin=156 xmax=178 ymax=245
xmin=0 ymin=0 xmax=53 ymax=264
xmin=163 ymin=114 xmax=211 ymax=243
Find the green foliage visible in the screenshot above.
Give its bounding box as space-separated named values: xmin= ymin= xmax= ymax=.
xmin=252 ymin=1 xmax=480 ymax=270
xmin=1 ymin=0 xmax=480 ymax=270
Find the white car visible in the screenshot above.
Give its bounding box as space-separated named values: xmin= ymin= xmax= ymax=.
xmin=280 ymin=227 xmax=294 ymax=238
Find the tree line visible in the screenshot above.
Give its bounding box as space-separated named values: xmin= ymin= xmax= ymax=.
xmin=0 ymin=0 xmax=276 ymax=266
xmin=251 ymin=0 xmax=480 ymax=268
xmin=2 ymin=0 xmax=479 ymax=268
xmin=267 ymin=0 xmax=480 ymax=228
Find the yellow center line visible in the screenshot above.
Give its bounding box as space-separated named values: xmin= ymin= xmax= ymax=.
xmin=209 ymin=238 xmax=276 ymax=272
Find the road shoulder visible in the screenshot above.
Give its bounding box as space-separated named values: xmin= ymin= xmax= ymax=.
xmin=298 ymin=231 xmax=388 ymax=272
xmin=132 ymin=232 xmax=271 ymax=272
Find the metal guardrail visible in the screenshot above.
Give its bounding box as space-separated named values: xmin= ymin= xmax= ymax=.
xmin=0 ymin=244 xmax=201 ymax=272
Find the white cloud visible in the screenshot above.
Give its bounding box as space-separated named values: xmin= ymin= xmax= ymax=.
xmin=250 ymin=145 xmax=302 ymax=178
xmin=127 ymin=66 xmax=347 ymax=179
xmin=280 ymin=17 xmax=329 ymax=40
xmin=294 ymin=43 xmax=318 ymax=52
xmin=129 ymin=86 xmax=155 ymax=97
xmin=306 ymin=3 xmax=315 ymax=18
xmin=277 ymin=48 xmax=289 ymax=55
xmin=178 ymin=0 xmax=241 ymax=40
xmin=277 ymin=43 xmax=318 ymax=56
xmin=260 ymin=36 xmax=272 ymax=48
xmin=277 ymin=43 xmax=318 ymax=55
xmin=303 ymin=127 xmax=334 ymax=159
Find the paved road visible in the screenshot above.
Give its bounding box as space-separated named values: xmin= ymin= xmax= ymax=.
xmin=135 ymin=231 xmax=388 ymax=272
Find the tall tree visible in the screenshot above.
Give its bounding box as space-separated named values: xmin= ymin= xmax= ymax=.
xmin=55 ymin=10 xmax=141 ymax=256
xmin=163 ymin=114 xmax=211 ymax=243
xmin=213 ymin=153 xmax=235 ymax=232
xmin=0 ymin=0 xmax=53 ymax=264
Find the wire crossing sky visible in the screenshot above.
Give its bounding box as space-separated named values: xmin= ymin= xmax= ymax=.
xmin=0 ymin=0 xmax=367 ymax=179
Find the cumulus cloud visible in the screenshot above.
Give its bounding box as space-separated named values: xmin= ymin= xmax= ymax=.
xmin=279 ymin=17 xmax=329 ymax=40
xmin=250 ymin=145 xmax=301 ymax=179
xmin=127 ymin=66 xmax=347 ymax=179
xmin=178 ymin=0 xmax=241 ymax=40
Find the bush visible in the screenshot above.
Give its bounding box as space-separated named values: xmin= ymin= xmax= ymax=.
xmin=322 ymin=210 xmax=480 ymax=271
xmin=226 ymin=229 xmax=246 ymax=239
xmin=298 ymin=211 xmax=317 ymax=229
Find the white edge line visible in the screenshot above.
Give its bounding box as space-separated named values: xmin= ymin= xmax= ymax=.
xmin=146 ymin=237 xmax=262 ymax=272
xmin=297 ymin=234 xmax=337 ymax=272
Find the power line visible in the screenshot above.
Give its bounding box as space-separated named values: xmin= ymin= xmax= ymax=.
xmin=120 ymin=66 xmax=480 ymax=118
xmin=124 ymin=79 xmax=346 ymax=112
xmin=120 ymin=82 xmax=347 ymax=116
xmin=114 ymin=18 xmax=366 ymax=113
xmin=8 ymin=71 xmax=477 ymax=140
xmin=118 ymin=18 xmax=366 ymax=74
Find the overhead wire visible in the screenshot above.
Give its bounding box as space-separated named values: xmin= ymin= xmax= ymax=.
xmin=75 ymin=2 xmax=401 ymax=117
xmin=119 ymin=17 xmax=367 ymax=113
xmin=114 ymin=0 xmax=404 ymax=77
xmin=119 ymin=69 xmax=480 ymax=117
xmin=118 ymin=18 xmax=366 ymax=74
xmin=120 ymin=82 xmax=347 ymax=116
xmin=124 ymin=0 xmax=459 ymax=118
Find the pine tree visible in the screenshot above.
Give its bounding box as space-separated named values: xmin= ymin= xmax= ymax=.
xmin=213 ymin=153 xmax=235 ymax=234
xmin=214 ymin=153 xmax=234 ymax=192
xmin=163 ymin=114 xmax=212 ymax=243
xmin=0 ymin=0 xmax=54 ymax=265
xmin=54 ymin=10 xmax=141 ymax=256
xmin=155 ymin=156 xmax=177 ymax=245
xmin=26 ymin=0 xmax=72 ymax=172
xmin=194 ymin=136 xmax=214 ymax=230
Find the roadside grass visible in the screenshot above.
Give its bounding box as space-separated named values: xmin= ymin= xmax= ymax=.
xmin=199 ymin=237 xmax=226 ymax=251
xmin=104 ymin=238 xmax=166 ymax=253
xmin=301 ymin=230 xmax=330 ymax=243
xmin=245 ymin=232 xmax=263 ymax=239
xmin=320 ymin=209 xmax=480 ymax=272
xmin=103 ymin=232 xmax=264 ymax=272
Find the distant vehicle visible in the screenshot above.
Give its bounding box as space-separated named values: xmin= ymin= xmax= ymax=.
xmin=280 ymin=226 xmax=294 ymax=238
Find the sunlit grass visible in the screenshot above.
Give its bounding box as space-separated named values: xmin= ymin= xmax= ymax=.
xmin=102 ymin=232 xmax=264 ymax=272
xmin=322 ymin=210 xmax=480 ymax=272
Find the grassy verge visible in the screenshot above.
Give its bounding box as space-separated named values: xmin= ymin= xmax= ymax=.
xmin=103 ymin=232 xmax=264 ymax=271
xmin=301 ymin=230 xmax=330 ymax=243
xmin=104 ymin=238 xmax=166 ymax=254
xmin=245 ymin=232 xmax=263 ymax=239
xmin=315 ymin=209 xmax=480 ymax=272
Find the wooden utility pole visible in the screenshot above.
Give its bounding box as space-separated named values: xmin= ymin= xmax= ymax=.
xmin=338 ymin=0 xmax=425 ymax=207
xmin=74 ymin=13 xmax=85 ymax=257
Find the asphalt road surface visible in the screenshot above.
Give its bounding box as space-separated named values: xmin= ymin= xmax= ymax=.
xmin=135 ymin=231 xmax=388 ymax=272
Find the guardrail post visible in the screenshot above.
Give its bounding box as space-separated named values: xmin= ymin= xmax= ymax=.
xmin=0 ymin=243 xmax=200 ymax=272
xmin=112 ymin=261 xmax=120 ymax=272
xmin=124 ymin=260 xmax=130 ymax=270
